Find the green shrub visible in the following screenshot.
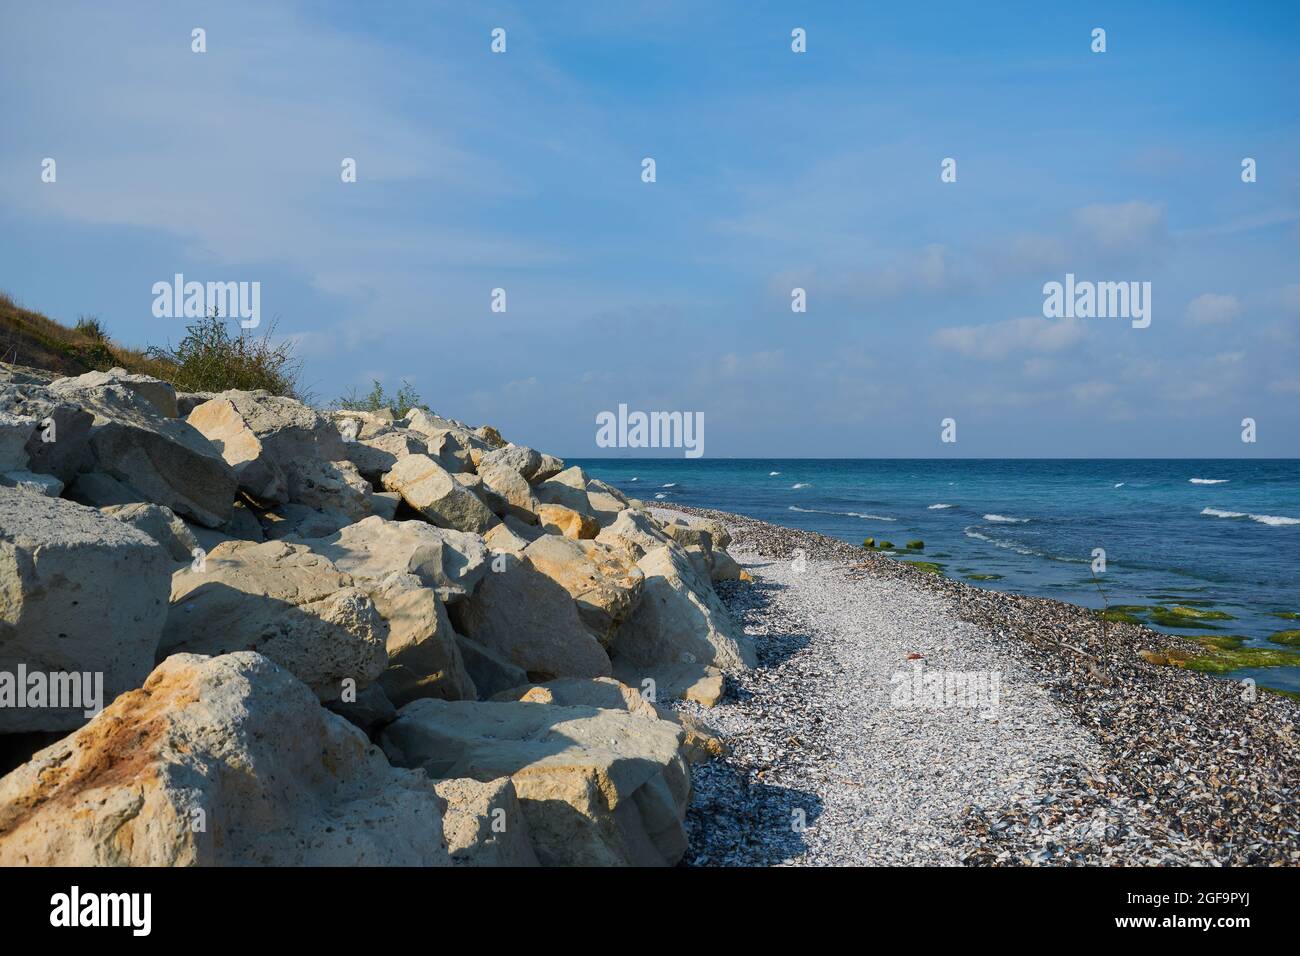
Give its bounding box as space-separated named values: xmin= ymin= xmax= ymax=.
xmin=146 ymin=310 xmax=303 ymax=399
xmin=334 ymin=378 xmax=429 ymax=416
xmin=74 ymin=315 xmax=109 ymax=341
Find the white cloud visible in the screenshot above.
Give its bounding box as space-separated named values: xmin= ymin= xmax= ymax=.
xmin=1074 ymin=201 xmax=1167 ymax=252
xmin=1186 ymin=293 xmax=1241 ymax=325
xmin=932 ymin=316 xmax=1085 ymax=361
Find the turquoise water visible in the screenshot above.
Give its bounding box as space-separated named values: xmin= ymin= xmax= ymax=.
xmin=574 ymin=458 xmax=1300 ymax=692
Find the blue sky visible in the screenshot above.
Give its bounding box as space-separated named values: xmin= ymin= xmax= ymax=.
xmin=1 ymin=1 xmax=1297 ymax=457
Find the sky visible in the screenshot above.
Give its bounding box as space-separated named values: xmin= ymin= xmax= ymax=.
xmin=1 ymin=0 xmax=1297 ymax=458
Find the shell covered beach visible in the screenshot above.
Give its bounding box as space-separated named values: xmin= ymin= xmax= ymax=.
xmin=658 ymin=503 xmax=1300 ymax=866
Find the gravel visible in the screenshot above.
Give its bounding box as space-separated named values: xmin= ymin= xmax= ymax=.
xmin=662 ymin=504 xmax=1300 ymax=867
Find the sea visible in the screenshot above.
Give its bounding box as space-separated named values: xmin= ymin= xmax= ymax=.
xmin=573 ymin=458 xmax=1300 ymax=693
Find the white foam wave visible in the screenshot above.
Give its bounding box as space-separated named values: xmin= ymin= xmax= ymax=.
xmin=769 ymin=471 xmax=780 ymax=476
xmin=791 ymin=482 xmax=811 ymax=489
xmin=984 ymin=514 xmax=1029 ymax=524
xmin=1114 ymin=482 xmax=1125 ymax=488
xmin=928 ymin=503 xmax=954 ymax=510
xmin=661 ymin=482 xmax=676 ymax=488
xmin=653 ymin=493 xmax=667 ymax=500
xmin=788 ymin=505 xmax=896 ymax=521
xmin=1201 ymin=507 xmax=1299 ymax=526
xmin=1189 ymin=478 xmax=1229 ymax=485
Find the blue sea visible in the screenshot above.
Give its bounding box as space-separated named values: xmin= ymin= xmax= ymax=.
xmin=573 ymin=458 xmax=1300 ymax=693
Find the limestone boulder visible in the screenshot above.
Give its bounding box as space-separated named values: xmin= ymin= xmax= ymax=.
xmin=0 ymin=489 xmax=171 ymax=733
xmin=298 ymin=515 xmax=488 ymax=604
xmin=523 ymin=535 xmax=644 ymax=646
xmin=537 ymin=503 xmax=599 ymax=540
xmin=434 ymin=776 xmax=539 ymax=866
xmin=369 ymin=572 xmax=477 ymax=707
xmin=612 ymin=541 xmax=756 ymax=681
xmin=50 ymin=367 xmax=179 ymax=418
xmin=0 ymin=390 xmax=93 ymax=483
xmin=596 ymin=508 xmax=673 ymax=560
xmin=455 ymin=634 xmax=528 ymax=699
xmin=75 ymin=385 xmax=238 ymax=528
xmin=259 ymin=503 xmax=352 ymax=542
xmin=477 ymin=462 xmax=540 ymax=522
xmin=291 ymin=457 xmax=372 ymax=520
xmin=448 ymin=552 xmax=612 ymax=681
xmin=0 ymin=471 xmax=63 ymax=497
xmin=0 ymin=411 xmax=37 ymax=471
xmin=100 ymin=502 xmax=200 ymax=562
xmin=186 ymin=397 xmax=287 ymax=505
xmin=341 ymin=428 xmax=429 ymax=482
xmin=0 ymin=652 xmax=451 ymax=866
xmin=380 ymin=697 xmax=689 ymax=866
xmin=535 ymin=465 xmax=597 ymax=518
xmin=492 ymin=677 xmax=726 ymax=763
xmin=382 ymin=454 xmax=497 ymax=533
xmin=161 ymin=539 xmax=389 ymax=700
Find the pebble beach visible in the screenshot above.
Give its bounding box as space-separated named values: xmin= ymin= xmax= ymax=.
xmin=656 ymin=504 xmax=1300 ymax=867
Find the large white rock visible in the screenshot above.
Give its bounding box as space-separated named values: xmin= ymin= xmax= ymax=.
xmin=50 ymin=367 xmax=179 ymax=418
xmin=381 ymin=697 xmax=690 ymax=866
xmin=434 ymin=776 xmax=539 ymax=866
xmin=369 ymin=572 xmax=477 ymax=707
xmin=612 ymin=541 xmax=756 ymax=678
xmin=100 ymin=502 xmax=200 ymax=562
xmin=76 ymin=385 xmax=238 ymax=528
xmin=186 ymin=397 xmax=287 ymax=505
xmin=535 ymin=465 xmax=597 ymax=519
xmin=161 ymin=539 xmax=389 ymax=700
xmin=448 ymin=552 xmax=612 ymax=681
xmin=523 ymin=535 xmax=644 ymax=646
xmin=0 ymin=411 xmax=37 ymax=471
xmin=0 ymin=652 xmax=452 ymax=866
xmin=596 ymin=508 xmax=673 ymax=560
xmin=477 ymin=462 xmax=540 ymax=522
xmin=298 ymin=515 xmax=488 ymax=603
xmin=341 ymin=428 xmax=429 ymax=482
xmin=382 ymin=454 xmax=497 ymax=533
xmin=0 ymin=489 xmax=171 ymax=733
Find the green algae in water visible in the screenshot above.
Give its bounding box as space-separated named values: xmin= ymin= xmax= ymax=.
xmin=1271 ymin=612 xmax=1300 ymax=620
xmin=1098 ymin=608 xmax=1143 ymax=624
xmin=965 ymin=573 xmax=1003 ymax=581
xmin=903 ymin=560 xmax=945 ymax=576
xmin=1179 ymin=638 xmax=1300 ymax=674
xmin=1268 ymin=630 xmax=1300 ymax=646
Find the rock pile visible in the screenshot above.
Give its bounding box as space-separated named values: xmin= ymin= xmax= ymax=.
xmin=0 ymin=368 xmax=754 ymax=866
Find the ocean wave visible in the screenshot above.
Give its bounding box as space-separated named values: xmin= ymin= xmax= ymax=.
xmin=1114 ymin=482 xmax=1125 ymax=488
xmin=661 ymin=482 xmax=676 ymax=488
xmin=1201 ymin=507 xmax=1299 ymax=526
xmin=629 ymin=477 xmax=638 ymax=482
xmin=791 ymin=482 xmax=811 ymax=489
xmin=928 ymin=503 xmax=955 ymax=510
xmin=769 ymin=471 xmax=780 ymax=476
xmin=654 ymin=493 xmax=668 ymax=500
xmin=1189 ymin=478 xmax=1229 ymax=485
xmin=983 ymin=514 xmax=1030 ymax=523
xmin=964 ymin=527 xmax=1084 ymax=563
xmin=788 ymin=505 xmax=896 ymax=521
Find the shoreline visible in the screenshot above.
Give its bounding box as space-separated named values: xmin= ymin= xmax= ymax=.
xmin=654 ymin=503 xmax=1300 ymax=866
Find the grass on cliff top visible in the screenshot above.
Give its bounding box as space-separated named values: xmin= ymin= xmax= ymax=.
xmin=1 ymin=293 xmax=305 ymax=400
xmin=0 ymin=290 xmax=172 ymax=378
